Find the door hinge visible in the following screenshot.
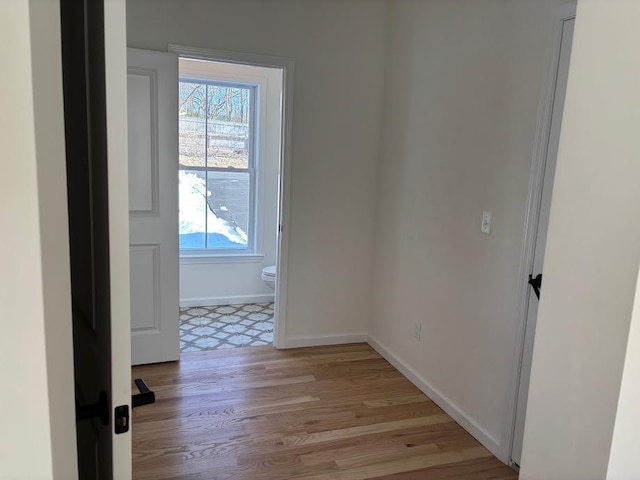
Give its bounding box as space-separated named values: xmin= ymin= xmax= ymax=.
xmin=114 ymin=405 xmax=129 ymax=434
xmin=528 ymin=273 xmax=543 ymax=300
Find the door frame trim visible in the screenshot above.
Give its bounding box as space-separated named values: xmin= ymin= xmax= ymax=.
xmin=502 ymin=1 xmax=577 ymax=467
xmin=104 ymin=0 xmax=133 ymax=476
xmin=168 ymin=44 xmax=294 ymax=349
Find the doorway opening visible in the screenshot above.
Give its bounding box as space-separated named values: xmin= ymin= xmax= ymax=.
xmin=175 ymin=56 xmax=284 ymax=352
xmin=127 ymin=47 xmax=292 ymax=365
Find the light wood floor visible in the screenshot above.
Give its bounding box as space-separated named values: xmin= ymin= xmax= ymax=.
xmin=132 ymin=343 xmax=518 ymax=480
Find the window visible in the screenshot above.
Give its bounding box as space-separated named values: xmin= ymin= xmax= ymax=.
xmin=178 ymin=79 xmax=256 ymax=253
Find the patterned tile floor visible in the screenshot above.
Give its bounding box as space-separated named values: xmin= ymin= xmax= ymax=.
xmin=179 ymin=303 xmax=274 ymax=352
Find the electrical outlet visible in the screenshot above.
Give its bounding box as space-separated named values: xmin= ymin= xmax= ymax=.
xmin=413 ymin=322 xmax=422 ymax=341
xmin=481 ymin=211 xmax=493 ymax=235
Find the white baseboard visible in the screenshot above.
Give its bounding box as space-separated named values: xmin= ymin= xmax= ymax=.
xmin=366 ymin=334 xmax=503 ymax=461
xmin=180 ymin=293 xmax=275 ymax=308
xmin=284 ymin=333 xmax=368 ymax=349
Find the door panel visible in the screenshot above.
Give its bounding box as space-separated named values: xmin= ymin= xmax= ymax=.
xmin=130 ymin=245 xmax=161 ymax=332
xmin=62 ymin=0 xmax=132 ymax=477
xmin=511 ymin=17 xmax=575 ymax=467
xmin=128 ymin=72 xmax=158 ymax=214
xmin=128 ymin=48 xmax=180 ymax=365
xmin=60 ymin=0 xmax=113 ymax=477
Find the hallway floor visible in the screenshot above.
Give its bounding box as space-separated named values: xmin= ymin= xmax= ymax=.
xmin=179 ymin=303 xmax=274 ymax=352
xmin=131 ymin=344 xmax=518 ymax=480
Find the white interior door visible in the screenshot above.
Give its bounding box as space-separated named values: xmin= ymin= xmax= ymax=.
xmin=511 ymin=16 xmax=575 ymax=467
xmin=127 ymin=48 xmax=180 ymax=365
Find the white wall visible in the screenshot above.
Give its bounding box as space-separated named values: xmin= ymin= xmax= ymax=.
xmin=126 ymin=0 xmax=387 ymax=341
xmin=607 ymin=267 xmax=640 ymax=480
xmin=0 ymin=0 xmax=77 ymax=478
xmin=368 ymin=0 xmax=567 ymax=458
xmin=520 ymin=1 xmax=640 ymax=478
xmin=178 ymin=59 xmax=282 ymax=306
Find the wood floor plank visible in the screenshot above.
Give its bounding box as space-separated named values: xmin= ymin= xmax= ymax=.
xmin=375 ymin=456 xmax=520 ymax=480
xmin=280 ymin=415 xmax=454 ymax=447
xmin=132 ymin=344 xmax=517 ymax=480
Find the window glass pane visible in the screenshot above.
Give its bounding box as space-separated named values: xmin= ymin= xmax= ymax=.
xmin=179 ymin=82 xmax=206 ymax=168
xmin=207 ymin=85 xmax=251 ymax=169
xmin=179 ymin=170 xmax=250 ymax=250
xmin=179 ymin=170 xmax=206 ymax=249
xmin=178 ymin=79 xmax=253 ymax=252
xmin=206 ymin=170 xmax=250 ymax=249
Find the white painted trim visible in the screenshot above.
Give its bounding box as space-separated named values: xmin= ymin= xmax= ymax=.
xmin=180 ymin=293 xmax=274 ymax=308
xmin=285 ymin=333 xmax=368 ymax=349
xmin=168 ymin=45 xmax=294 ymax=350
xmin=104 ymin=0 xmax=132 ymax=477
xmin=502 ymin=1 xmax=577 ymax=467
xmin=178 ymin=61 xmax=266 ymax=256
xmin=367 ymin=335 xmax=501 ymax=459
xmin=180 ymin=253 xmax=264 ymax=265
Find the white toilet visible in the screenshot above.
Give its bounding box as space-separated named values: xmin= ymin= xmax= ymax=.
xmin=261 ymin=265 xmax=277 ymax=291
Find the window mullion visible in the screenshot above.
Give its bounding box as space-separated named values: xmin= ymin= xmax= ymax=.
xmin=180 ymin=165 xmax=250 ymax=173
xmin=204 ymin=83 xmax=209 ymax=249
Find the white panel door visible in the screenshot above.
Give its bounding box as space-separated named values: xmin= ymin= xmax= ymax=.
xmin=127 ymin=48 xmax=180 ymax=365
xmin=511 ymin=17 xmax=575 ymax=467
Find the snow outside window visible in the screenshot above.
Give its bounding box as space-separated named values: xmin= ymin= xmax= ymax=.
xmin=178 ymin=79 xmax=256 ymax=252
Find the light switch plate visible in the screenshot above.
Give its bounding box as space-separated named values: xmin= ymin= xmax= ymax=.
xmin=481 ymin=211 xmax=492 ymax=234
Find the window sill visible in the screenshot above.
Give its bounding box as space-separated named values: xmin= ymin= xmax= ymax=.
xmin=179 ymin=252 xmax=264 ymax=265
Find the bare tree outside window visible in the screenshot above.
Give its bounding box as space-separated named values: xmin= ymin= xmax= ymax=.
xmin=179 ymin=82 xmax=250 ymax=169
xmin=178 ymin=80 xmax=254 ymax=250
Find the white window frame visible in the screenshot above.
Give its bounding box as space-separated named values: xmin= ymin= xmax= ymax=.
xmin=177 ymin=63 xmax=267 ymax=262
